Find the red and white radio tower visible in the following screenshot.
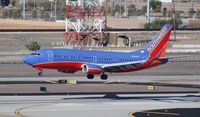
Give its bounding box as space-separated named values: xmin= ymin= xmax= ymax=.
xmin=65 ymin=0 xmax=104 ymax=47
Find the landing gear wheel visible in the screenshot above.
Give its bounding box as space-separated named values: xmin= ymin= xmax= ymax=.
xmin=100 ymin=74 xmax=108 ymax=80
xmin=38 ymin=71 xmax=43 ymax=76
xmin=87 ymin=74 xmax=94 ymax=79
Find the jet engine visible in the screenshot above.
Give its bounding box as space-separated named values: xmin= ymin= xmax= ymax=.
xmin=82 ymin=64 xmax=103 ymax=74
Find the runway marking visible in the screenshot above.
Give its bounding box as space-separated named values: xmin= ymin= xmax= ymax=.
xmin=15 ymin=107 xmax=27 ymax=117
xmin=104 ymin=81 xmax=115 ymax=84
xmin=15 ymin=104 xmax=46 ymax=117
xmin=104 ymin=80 xmax=122 ymax=84
xmin=45 ymin=80 xmax=57 ymax=84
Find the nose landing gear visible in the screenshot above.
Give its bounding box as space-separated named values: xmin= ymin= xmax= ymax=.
xmin=38 ymin=71 xmax=43 ymax=76
xmin=34 ymin=67 xmax=43 ymax=77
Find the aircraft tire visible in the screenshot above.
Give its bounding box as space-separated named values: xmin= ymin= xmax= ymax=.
xmin=87 ymin=74 xmax=94 ymax=79
xmin=100 ymin=74 xmax=108 ymax=80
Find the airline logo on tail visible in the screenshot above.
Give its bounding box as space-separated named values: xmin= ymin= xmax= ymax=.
xmin=146 ymin=26 xmax=168 ymax=53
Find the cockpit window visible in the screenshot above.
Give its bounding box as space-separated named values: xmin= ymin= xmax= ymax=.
xmin=31 ymin=53 xmax=40 ymax=56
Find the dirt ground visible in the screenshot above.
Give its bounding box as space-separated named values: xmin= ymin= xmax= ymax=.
xmin=0 ymin=18 xmax=146 ymax=29
xmin=0 ymin=19 xmax=64 ymax=29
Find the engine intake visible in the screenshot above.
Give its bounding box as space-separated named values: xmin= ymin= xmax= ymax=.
xmin=82 ymin=64 xmax=103 ymax=74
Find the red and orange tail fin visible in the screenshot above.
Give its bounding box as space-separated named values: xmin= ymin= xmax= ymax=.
xmin=158 ymin=42 xmax=168 ymax=58
xmin=146 ymin=24 xmax=173 ymax=60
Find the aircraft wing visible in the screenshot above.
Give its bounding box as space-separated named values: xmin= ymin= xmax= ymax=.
xmin=100 ymin=60 xmax=146 ymax=72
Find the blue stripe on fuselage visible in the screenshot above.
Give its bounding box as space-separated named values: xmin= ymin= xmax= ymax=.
xmin=36 ymin=48 xmax=149 ymax=65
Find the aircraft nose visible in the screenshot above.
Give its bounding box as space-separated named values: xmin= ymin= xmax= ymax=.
xmin=23 ymin=56 xmax=31 ymax=65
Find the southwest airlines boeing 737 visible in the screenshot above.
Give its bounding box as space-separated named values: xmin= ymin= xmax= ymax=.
xmin=23 ymin=24 xmax=173 ymax=80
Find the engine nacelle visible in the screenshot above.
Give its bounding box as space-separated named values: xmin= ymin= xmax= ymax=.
xmin=82 ymin=64 xmax=103 ymax=74
xmin=57 ymin=69 xmax=76 ymax=73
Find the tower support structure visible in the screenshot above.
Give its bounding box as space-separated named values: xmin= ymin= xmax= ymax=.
xmin=65 ymin=0 xmax=104 ymax=47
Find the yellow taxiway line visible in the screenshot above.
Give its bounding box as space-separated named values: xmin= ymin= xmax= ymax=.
xmin=45 ymin=80 xmax=57 ymax=84
xmin=15 ymin=104 xmax=46 ymax=117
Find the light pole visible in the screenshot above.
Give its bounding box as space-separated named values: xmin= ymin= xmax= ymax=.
xmin=49 ymin=0 xmax=54 ymax=21
xmin=54 ymin=0 xmax=57 ymax=21
xmin=51 ymin=1 xmax=53 ymax=21
xmin=147 ymin=0 xmax=150 ymax=29
xmin=34 ymin=0 xmax=36 ymax=10
xmin=173 ymin=0 xmax=176 ymax=41
xmin=23 ymin=0 xmax=25 ymax=20
xmin=124 ymin=0 xmax=126 ymax=16
xmin=120 ymin=0 xmax=121 ymax=18
xmin=105 ymin=0 xmax=108 ymax=31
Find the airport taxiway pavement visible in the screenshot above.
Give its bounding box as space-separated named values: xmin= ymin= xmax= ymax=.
xmin=0 ymin=62 xmax=200 ymax=77
xmin=0 ymin=75 xmax=199 ymax=95
xmin=0 ymin=94 xmax=200 ymax=117
xmin=0 ymin=62 xmax=200 ymax=116
xmin=0 ymin=75 xmax=200 ymax=84
xmin=0 ymin=75 xmax=199 ymax=117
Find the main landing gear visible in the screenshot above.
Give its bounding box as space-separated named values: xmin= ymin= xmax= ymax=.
xmin=100 ymin=74 xmax=108 ymax=80
xmin=87 ymin=74 xmax=94 ymax=79
xmin=87 ymin=74 xmax=108 ymax=80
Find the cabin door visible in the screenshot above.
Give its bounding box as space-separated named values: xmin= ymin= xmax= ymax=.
xmin=47 ymin=50 xmax=53 ymax=61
